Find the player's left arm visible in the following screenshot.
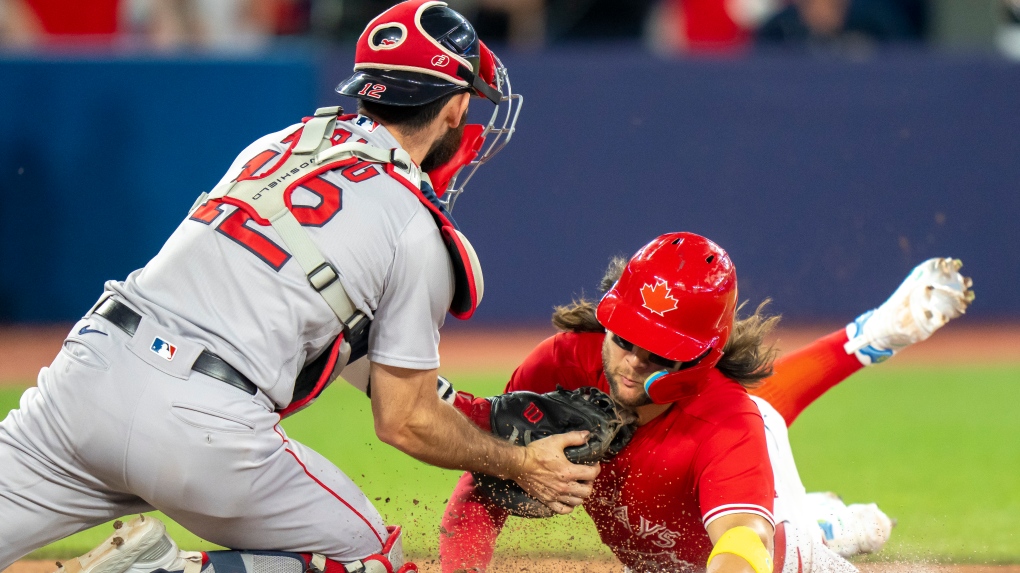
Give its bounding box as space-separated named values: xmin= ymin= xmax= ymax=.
xmin=705 ymin=513 xmax=775 ymax=573
xmin=843 ymin=257 xmax=974 ymax=365
xmin=751 ymin=257 xmax=974 ymax=425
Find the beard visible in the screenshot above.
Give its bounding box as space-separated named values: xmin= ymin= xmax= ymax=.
xmin=420 ymin=112 xmax=467 ymax=173
xmin=602 ymin=341 xmax=654 ymax=409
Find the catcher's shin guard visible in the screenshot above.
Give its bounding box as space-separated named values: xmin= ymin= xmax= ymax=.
xmin=304 ymin=526 xmax=417 ymax=573
xmin=53 ymin=515 xmax=201 ymax=573
xmin=187 ymin=526 xmax=417 ymax=573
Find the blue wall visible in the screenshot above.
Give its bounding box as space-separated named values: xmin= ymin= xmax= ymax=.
xmin=0 ymin=53 xmax=316 ymax=321
xmin=2 ymin=49 xmax=1017 ymax=323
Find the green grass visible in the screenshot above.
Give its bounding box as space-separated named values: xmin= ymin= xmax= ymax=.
xmin=790 ymin=364 xmax=1020 ymax=563
xmin=3 ymin=363 xmax=1019 ymax=563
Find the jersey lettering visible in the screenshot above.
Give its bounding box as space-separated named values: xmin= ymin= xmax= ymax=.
xmin=331 ymin=129 xmax=353 ymax=145
xmin=613 ymin=506 xmax=632 ymax=533
xmin=614 ymin=506 xmax=683 ymax=549
xmin=330 ymin=129 xmax=370 ymax=147
xmin=291 ymin=176 xmax=343 ymax=227
xmin=189 ymin=200 xmax=227 ymax=224
xmin=341 ymin=160 xmax=381 ymax=183
xmin=191 ymin=174 xmax=344 ymax=270
xmin=635 ymin=516 xmax=666 ymax=539
xmin=217 ymin=209 xmax=291 ymax=270
xmin=237 ymin=150 xmax=281 ymax=181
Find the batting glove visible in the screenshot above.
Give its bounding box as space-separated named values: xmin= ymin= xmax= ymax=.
xmin=844 ymin=258 xmax=975 ymax=365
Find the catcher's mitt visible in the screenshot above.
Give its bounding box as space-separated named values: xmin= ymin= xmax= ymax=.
xmin=473 ymin=386 xmax=635 ymax=518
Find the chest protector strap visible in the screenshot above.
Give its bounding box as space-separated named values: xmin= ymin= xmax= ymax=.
xmin=194 ymin=106 xmax=417 ymax=334
xmin=189 ymin=107 xmax=481 ymax=415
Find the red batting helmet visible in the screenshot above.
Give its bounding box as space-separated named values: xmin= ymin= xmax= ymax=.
xmin=596 ymin=232 xmax=738 ymax=403
xmin=337 ymin=0 xmax=501 ymax=106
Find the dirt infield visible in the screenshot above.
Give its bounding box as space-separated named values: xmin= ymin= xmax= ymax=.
xmin=7 ymin=558 xmax=1020 ymax=573
xmin=2 ymin=323 xmax=1020 ymax=386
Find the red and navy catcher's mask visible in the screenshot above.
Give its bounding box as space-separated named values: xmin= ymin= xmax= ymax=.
xmin=337 ymin=0 xmax=501 ymax=106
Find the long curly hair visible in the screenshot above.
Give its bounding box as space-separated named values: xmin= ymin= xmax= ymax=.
xmin=551 ymin=256 xmax=780 ymax=388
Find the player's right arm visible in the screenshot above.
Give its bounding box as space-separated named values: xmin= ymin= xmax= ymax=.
xmin=369 ymin=363 xmax=597 ymax=514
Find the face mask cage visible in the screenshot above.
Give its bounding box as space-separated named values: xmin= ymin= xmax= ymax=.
xmin=440 ymin=52 xmax=522 ymax=212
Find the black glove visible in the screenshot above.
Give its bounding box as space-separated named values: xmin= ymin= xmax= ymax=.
xmin=473 ymin=386 xmax=635 ymax=518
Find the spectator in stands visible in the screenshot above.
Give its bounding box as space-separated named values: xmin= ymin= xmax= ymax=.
xmin=125 ymin=0 xmax=283 ymax=50
xmin=756 ymin=0 xmax=927 ymax=46
xmin=0 ymin=0 xmax=304 ymax=51
xmin=0 ymin=0 xmax=119 ymax=46
xmin=998 ymin=0 xmax=1020 ymax=59
xmin=644 ymin=0 xmax=781 ymax=53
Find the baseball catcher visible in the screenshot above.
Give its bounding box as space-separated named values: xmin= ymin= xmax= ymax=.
xmin=439 ymin=233 xmax=974 ymax=573
xmin=0 ymin=2 xmax=603 ymax=573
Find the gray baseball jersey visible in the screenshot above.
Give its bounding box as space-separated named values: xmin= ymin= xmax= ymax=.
xmin=0 ymin=114 xmax=457 ymax=568
xmin=108 ymin=114 xmax=454 ymax=407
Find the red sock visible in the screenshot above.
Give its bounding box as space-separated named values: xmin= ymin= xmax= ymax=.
xmin=749 ymin=329 xmax=863 ymax=426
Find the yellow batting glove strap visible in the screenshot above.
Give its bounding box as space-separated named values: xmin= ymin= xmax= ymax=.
xmin=706 ymin=526 xmax=773 ymax=573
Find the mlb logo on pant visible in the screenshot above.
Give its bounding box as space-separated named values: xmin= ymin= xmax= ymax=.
xmin=151 ymin=337 xmax=177 ymax=361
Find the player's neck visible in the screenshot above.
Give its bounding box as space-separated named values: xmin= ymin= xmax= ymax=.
xmin=384 ymin=127 xmax=432 ymax=166
xmin=371 ymin=118 xmax=441 ymax=168
xmin=635 ymin=402 xmax=671 ymax=425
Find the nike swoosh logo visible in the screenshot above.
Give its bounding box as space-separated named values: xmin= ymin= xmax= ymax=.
xmin=78 ymin=325 xmax=107 ymax=336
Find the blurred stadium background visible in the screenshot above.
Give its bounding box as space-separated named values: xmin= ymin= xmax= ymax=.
xmin=2 ymin=0 xmax=1020 ymax=569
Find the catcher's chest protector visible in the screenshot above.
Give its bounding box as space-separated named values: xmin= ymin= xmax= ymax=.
xmin=190 ymin=107 xmax=483 ymax=416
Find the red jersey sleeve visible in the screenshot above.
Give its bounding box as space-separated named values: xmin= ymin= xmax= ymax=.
xmin=505 ymin=332 xmax=604 ymax=393
xmin=694 ymin=412 xmax=776 ymax=528
xmin=451 ymin=390 xmax=493 ymax=430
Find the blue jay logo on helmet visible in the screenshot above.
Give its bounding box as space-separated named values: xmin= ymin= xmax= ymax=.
xmin=369 ymin=23 xmax=407 ymax=50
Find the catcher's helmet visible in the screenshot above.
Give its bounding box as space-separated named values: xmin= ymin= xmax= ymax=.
xmin=596 ymin=232 xmax=737 ymax=403
xmin=337 ymin=0 xmax=501 ymax=106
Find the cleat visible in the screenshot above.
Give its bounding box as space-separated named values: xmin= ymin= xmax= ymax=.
xmin=51 ymin=515 xmax=186 ymax=573
xmin=806 ymin=493 xmax=893 ymax=558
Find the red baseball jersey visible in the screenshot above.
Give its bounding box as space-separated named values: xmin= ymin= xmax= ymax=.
xmin=506 ymin=331 xmax=774 ymax=570
xmin=441 ymin=328 xmax=859 ymax=573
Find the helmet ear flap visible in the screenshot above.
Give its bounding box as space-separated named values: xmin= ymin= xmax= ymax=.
xmin=643 ymin=346 xmax=724 ymax=404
